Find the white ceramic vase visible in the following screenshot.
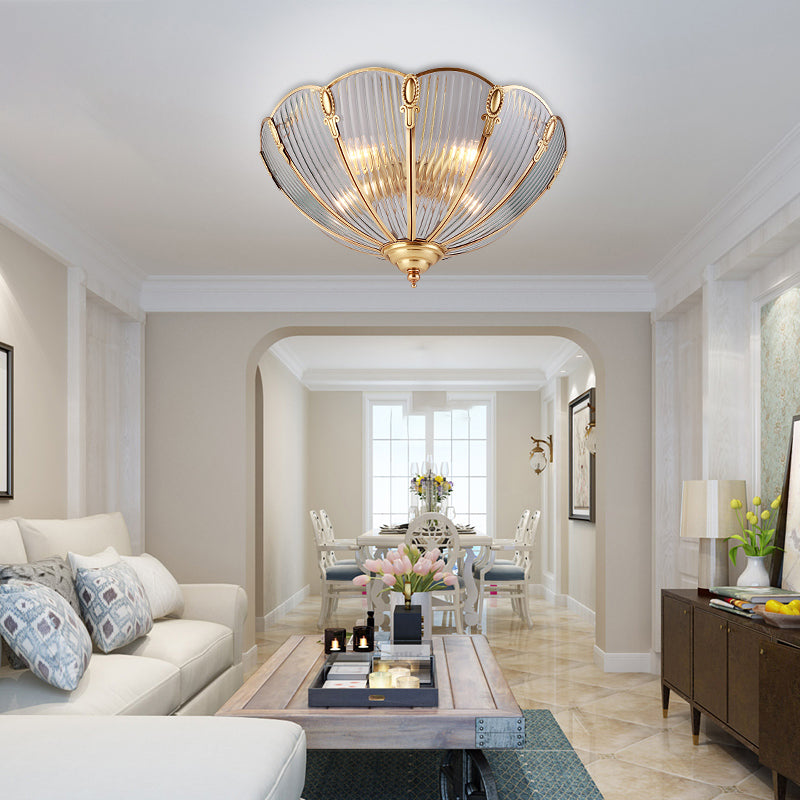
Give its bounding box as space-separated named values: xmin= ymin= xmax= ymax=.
xmin=389 ymin=591 xmax=432 ymax=641
xmin=736 ymin=555 xmax=770 ymax=588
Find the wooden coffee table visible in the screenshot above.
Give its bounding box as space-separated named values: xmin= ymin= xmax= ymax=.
xmin=218 ymin=633 xmax=524 ymax=800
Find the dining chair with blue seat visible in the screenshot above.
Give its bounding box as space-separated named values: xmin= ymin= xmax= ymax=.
xmin=310 ymin=510 xmax=364 ymax=628
xmin=475 ymin=509 xmax=540 ymax=628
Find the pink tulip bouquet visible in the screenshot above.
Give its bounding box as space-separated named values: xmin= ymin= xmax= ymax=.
xmin=353 ymin=544 xmax=459 ymax=593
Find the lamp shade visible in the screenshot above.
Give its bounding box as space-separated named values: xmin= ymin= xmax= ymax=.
xmin=680 ymin=480 xmax=746 ymax=539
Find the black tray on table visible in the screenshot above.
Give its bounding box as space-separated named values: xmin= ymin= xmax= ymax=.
xmin=307 ymin=652 xmax=438 ymax=708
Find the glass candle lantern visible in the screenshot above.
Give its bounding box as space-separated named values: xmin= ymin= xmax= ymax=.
xmin=324 ymin=628 xmax=346 ymax=654
xmin=352 ymin=625 xmax=374 ymax=652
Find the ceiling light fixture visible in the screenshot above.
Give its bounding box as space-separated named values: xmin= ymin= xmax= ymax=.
xmin=260 ymin=67 xmax=567 ymax=286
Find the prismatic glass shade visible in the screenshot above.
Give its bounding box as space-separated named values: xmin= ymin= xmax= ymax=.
xmin=261 ymin=67 xmax=567 ymax=286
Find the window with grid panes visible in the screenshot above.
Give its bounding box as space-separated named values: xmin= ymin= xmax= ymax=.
xmin=368 ymin=397 xmax=491 ymax=533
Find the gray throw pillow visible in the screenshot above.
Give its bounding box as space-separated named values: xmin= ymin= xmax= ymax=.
xmin=75 ymin=562 xmax=153 ymax=653
xmin=0 ymin=556 xmax=81 ymax=670
xmin=0 ymin=579 xmax=92 ymax=691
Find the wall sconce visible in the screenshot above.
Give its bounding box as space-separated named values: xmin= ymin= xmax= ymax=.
xmin=584 ymin=404 xmax=597 ymax=455
xmin=529 ymin=435 xmax=553 ymax=475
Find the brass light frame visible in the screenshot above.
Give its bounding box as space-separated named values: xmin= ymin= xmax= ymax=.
xmin=529 ymin=435 xmax=554 ymax=475
xmin=260 ymin=67 xmax=566 ymax=286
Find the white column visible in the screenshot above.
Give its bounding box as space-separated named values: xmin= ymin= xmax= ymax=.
xmin=67 ymin=267 xmax=87 ymax=518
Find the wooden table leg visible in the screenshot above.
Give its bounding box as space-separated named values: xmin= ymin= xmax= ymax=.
xmin=662 ymin=684 xmax=670 ymax=718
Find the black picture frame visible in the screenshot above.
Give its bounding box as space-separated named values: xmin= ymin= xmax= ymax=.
xmin=1 ymin=341 xmax=12 ymax=499
xmin=771 ymin=413 xmax=800 ymax=588
xmin=568 ymin=387 xmax=595 ymax=522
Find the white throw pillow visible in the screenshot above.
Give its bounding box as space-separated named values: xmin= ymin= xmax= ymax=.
xmin=67 ymin=545 xmax=121 ymax=576
xmin=120 ymin=553 xmax=184 ymax=619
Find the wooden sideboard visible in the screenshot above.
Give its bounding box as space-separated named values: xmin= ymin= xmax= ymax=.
xmin=661 ymin=589 xmax=800 ymax=800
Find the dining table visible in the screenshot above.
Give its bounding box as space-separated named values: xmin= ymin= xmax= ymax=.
xmin=354 ymin=528 xmax=493 ymax=628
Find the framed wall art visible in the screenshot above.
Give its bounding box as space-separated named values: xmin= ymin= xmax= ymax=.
xmin=772 ymin=413 xmax=800 ymax=590
xmin=1 ymin=341 xmax=12 ymax=498
xmin=568 ymin=387 xmax=595 ymax=522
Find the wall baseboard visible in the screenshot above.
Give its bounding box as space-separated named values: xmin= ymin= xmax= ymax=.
xmin=242 ymin=644 xmax=257 ymax=675
xmin=533 ymin=583 xmax=567 ymax=607
xmin=256 ymin=584 xmax=311 ymax=632
xmin=566 ymin=595 xmax=596 ymax=627
xmin=594 ymin=644 xmax=658 ymax=675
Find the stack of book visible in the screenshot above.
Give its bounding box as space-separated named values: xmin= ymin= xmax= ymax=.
xmin=709 ymin=586 xmax=800 ymax=618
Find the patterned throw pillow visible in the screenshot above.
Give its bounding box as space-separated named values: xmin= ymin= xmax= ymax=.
xmin=75 ymin=562 xmax=153 ymax=653
xmin=0 ymin=556 xmax=82 ymax=670
xmin=0 ymin=579 xmax=92 ymax=691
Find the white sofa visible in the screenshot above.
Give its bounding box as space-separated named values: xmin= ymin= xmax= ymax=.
xmin=0 ymin=513 xmax=308 ymax=800
xmin=0 ymin=512 xmax=247 ymax=716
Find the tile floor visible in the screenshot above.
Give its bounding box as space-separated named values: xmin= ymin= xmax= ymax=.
xmin=252 ymin=595 xmax=799 ymax=800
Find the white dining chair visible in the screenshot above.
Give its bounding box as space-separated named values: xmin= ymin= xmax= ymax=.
xmin=309 ymin=510 xmax=364 ymax=628
xmin=404 ymin=512 xmax=466 ymax=634
xmin=318 ymin=508 xmax=358 ymax=565
xmin=475 ymin=509 xmax=540 ymax=628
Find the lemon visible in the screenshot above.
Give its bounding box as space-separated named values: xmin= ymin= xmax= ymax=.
xmin=765 ymin=599 xmax=785 ymax=614
xmin=788 ymin=599 xmax=800 ymax=610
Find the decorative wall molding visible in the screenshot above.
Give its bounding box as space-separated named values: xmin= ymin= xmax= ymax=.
xmin=651 ymin=122 xmax=800 ymax=318
xmin=0 ymin=161 xmax=145 ymax=321
xmin=140 ymin=275 xmax=656 ymax=314
xmin=299 ymin=368 xmax=547 ymax=392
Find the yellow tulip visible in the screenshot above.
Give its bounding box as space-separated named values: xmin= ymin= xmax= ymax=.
xmin=771 ymin=498 xmax=780 ymax=509
xmin=746 ymin=511 xmax=757 ymax=524
xmin=761 ymin=510 xmax=770 ymax=520
xmin=730 ymin=499 xmax=742 ymax=510
xmin=753 ymin=496 xmax=761 ymax=506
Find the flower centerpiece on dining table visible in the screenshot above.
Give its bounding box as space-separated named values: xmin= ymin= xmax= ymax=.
xmin=353 ymin=543 xmax=458 ymax=597
xmin=411 ymin=472 xmax=453 ymax=513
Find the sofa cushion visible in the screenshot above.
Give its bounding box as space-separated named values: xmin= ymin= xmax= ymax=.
xmin=121 ymin=553 xmax=184 ymax=619
xmin=17 ymin=512 xmax=133 ymax=562
xmin=0 ymin=556 xmax=83 ymax=669
xmin=75 ymin=562 xmax=153 ymax=653
xmin=0 ymin=580 xmax=92 ymax=691
xmin=68 ymin=545 xmax=120 ymax=575
xmin=116 ymin=618 xmax=233 ymax=705
xmin=0 ymin=519 xmax=26 ymax=564
xmin=0 ymin=652 xmax=180 ymax=715
xmin=0 ymin=716 xmax=307 ymax=800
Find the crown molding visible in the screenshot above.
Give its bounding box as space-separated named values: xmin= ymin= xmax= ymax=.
xmin=300 ymin=368 xmax=546 ymax=392
xmin=543 ymin=340 xmax=581 ymax=381
xmin=267 ymin=339 xmax=306 ymax=381
xmin=139 ymin=274 xmax=655 ymax=313
xmin=0 ymin=161 xmax=145 ymax=321
xmin=651 ymin=122 xmax=800 ymax=319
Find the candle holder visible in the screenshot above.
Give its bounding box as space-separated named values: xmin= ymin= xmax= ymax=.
xmin=352 ymin=625 xmax=374 ymax=652
xmin=324 ymin=628 xmax=346 ymax=654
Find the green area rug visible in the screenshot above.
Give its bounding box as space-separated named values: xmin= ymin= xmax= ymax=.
xmin=303 ymin=709 xmax=604 ymax=800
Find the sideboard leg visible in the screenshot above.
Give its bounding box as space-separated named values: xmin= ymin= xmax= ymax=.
xmin=691 ymin=706 xmax=701 ymax=745
xmin=662 ymin=684 xmax=670 ymax=718
xmin=772 ymin=770 xmax=787 ymax=800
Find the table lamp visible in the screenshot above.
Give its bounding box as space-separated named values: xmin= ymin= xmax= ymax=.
xmin=680 ymin=479 xmax=746 ymax=590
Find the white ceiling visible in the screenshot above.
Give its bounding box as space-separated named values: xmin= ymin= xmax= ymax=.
xmin=270 ymin=335 xmax=587 ymax=390
xmin=2 ymin=0 xmax=800 ymax=283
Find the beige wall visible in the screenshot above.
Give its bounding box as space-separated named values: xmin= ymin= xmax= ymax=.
xmin=306 ymin=391 xmax=363 ymax=541
xmin=0 ymin=223 xmax=68 ymax=518
xmin=566 ymin=359 xmax=597 ymax=612
xmin=258 ymin=350 xmax=310 ymax=617
xmin=495 ymin=392 xmax=542 ymax=541
xmin=145 ymin=315 xmax=652 ymax=656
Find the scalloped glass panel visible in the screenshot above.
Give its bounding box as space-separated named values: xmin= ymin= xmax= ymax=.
xmin=331 ymin=69 xmax=408 ymax=240
xmin=271 ymin=86 xmax=386 ymax=243
xmin=261 ymin=120 xmax=379 ymax=253
xmin=414 ymin=70 xmax=490 ymax=241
